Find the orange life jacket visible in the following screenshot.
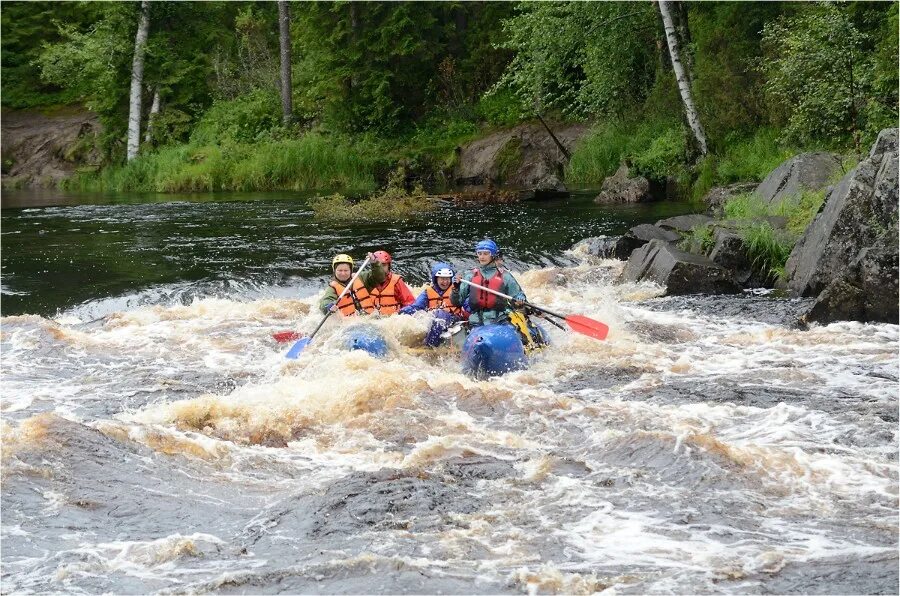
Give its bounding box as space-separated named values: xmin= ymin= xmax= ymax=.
xmin=470 ymin=267 xmax=506 ymax=311
xmin=424 ymin=285 xmax=467 ymax=319
xmin=370 ymin=274 xmax=403 ymax=315
xmin=330 ymin=278 xmax=375 ymax=316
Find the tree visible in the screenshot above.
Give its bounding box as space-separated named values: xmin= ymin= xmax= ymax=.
xmin=127 ymin=0 xmax=151 ymax=161
xmin=277 ymin=0 xmax=292 ymax=125
xmin=762 ymin=3 xmax=890 ymax=149
xmin=657 ymin=0 xmax=707 ymax=156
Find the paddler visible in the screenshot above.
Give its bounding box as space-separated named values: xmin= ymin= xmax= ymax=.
xmin=318 ymin=252 xmax=385 ymax=315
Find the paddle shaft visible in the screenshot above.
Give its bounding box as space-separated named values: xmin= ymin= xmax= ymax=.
xmin=309 ymin=256 xmax=372 ymax=341
xmin=459 ymin=279 xmax=567 ymax=320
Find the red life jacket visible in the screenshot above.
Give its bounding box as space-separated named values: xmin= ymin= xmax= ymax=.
xmin=424 ymin=285 xmax=467 ymax=319
xmin=370 ymin=274 xmax=402 ymax=315
xmin=330 ymin=278 xmax=375 ymax=316
xmin=470 ymin=267 xmax=506 ymax=311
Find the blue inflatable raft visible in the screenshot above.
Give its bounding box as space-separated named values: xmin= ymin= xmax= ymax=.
xmin=341 ymin=324 xmax=389 ymax=358
xmin=461 ymin=320 xmax=549 ymax=378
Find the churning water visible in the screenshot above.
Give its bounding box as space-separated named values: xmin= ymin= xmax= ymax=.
xmin=1 ymin=191 xmax=897 ymax=594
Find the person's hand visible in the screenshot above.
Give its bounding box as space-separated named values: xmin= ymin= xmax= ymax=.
xmin=366 ymin=251 xmax=375 ymax=261
xmin=327 ymin=302 xmax=337 ymax=313
xmin=512 ymin=295 xmax=526 ymax=308
xmin=453 ymin=274 xmax=462 ymax=289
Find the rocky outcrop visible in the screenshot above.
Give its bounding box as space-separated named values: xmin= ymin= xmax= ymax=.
xmin=786 ymin=129 xmax=898 ymax=302
xmin=574 ymin=224 xmax=681 ymax=261
xmin=754 ymin=151 xmax=843 ymax=206
xmin=1 ymin=107 xmax=101 ymax=188
xmin=656 ymin=214 xmax=715 ymax=233
xmin=594 ymin=164 xmax=654 ymax=204
xmin=619 ymin=239 xmax=741 ymax=295
xmin=801 ymin=225 xmax=898 ymax=325
xmin=454 ymin=122 xmax=588 ymax=192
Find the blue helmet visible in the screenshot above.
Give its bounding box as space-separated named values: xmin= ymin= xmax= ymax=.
xmin=475 ymin=239 xmax=499 ymax=256
xmin=430 ymin=262 xmax=455 ymax=285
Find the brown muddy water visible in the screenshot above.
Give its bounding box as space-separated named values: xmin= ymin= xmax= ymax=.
xmin=1 ymin=190 xmax=897 ymax=594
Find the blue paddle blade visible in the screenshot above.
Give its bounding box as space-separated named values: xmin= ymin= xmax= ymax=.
xmin=285 ymin=337 xmax=311 ymax=359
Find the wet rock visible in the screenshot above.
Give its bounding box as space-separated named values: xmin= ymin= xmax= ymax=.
xmin=785 ymin=128 xmax=898 ymax=323
xmin=655 ymin=214 xmax=715 ymax=233
xmin=454 ymin=123 xmax=587 ymax=191
xmin=594 ymin=164 xmax=655 ymax=204
xmin=637 ymin=293 xmax=815 ymax=326
xmin=703 ymin=183 xmax=757 ymax=216
xmin=573 ymin=236 xmax=621 ymax=259
xmin=310 ymin=469 xmax=479 ymax=537
xmin=801 ymin=224 xmax=899 ymax=325
xmin=754 ymin=151 xmax=843 ymax=206
xmin=619 ymin=239 xmax=741 ymax=295
xmin=707 ymin=229 xmax=772 ymax=288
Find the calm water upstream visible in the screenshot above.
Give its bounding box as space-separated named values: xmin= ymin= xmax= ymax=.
xmin=1 ymin=189 xmax=897 ymax=594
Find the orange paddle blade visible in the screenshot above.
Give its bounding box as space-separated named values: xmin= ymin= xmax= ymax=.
xmin=564 ymin=314 xmax=609 ymax=341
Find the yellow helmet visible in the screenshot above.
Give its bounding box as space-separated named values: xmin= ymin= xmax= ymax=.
xmin=332 ymin=253 xmax=354 ymax=272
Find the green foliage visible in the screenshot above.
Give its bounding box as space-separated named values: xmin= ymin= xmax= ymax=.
xmin=308 ymin=166 xmax=437 ymax=222
xmin=679 ymin=224 xmax=716 ymax=255
xmin=566 ymin=116 xmax=682 ymax=184
xmin=475 ymin=89 xmax=526 ymax=127
xmin=741 ymin=223 xmax=793 ymax=282
xmin=495 ymin=138 xmax=522 ymax=183
xmin=629 ymin=127 xmax=687 ymax=181
xmin=65 ymin=134 xmax=381 ymax=194
xmin=496 ymin=2 xmax=658 ymax=119
xmin=786 ymin=190 xmax=827 ymax=235
xmin=722 ymin=188 xmax=826 ymax=236
xmin=190 ymin=90 xmax=282 ymax=145
xmin=715 ymin=128 xmax=797 ymax=183
xmin=761 ymin=4 xmax=886 ymax=148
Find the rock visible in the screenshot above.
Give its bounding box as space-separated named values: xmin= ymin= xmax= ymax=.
xmin=619 ymin=239 xmax=742 ymax=295
xmin=801 ymin=225 xmax=899 ymax=325
xmin=614 ymin=224 xmax=683 ymax=259
xmin=704 ymin=183 xmax=757 ymax=215
xmin=1 ymin=107 xmax=102 ymax=188
xmin=594 ymin=164 xmax=655 ymax=204
xmin=454 ymin=122 xmax=587 ymax=192
xmin=573 ymin=236 xmax=622 ymax=259
xmin=656 ymin=214 xmax=715 ymax=233
xmin=707 ymin=228 xmax=773 ymax=288
xmin=755 ymin=152 xmax=843 ymax=206
xmin=786 ymin=129 xmax=899 ymax=298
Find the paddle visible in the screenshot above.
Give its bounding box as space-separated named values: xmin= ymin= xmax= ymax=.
xmin=285 ymin=256 xmax=372 ymax=359
xmin=460 ymin=279 xmax=609 ymax=341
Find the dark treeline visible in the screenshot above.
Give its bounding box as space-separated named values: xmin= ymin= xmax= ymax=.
xmin=1 ymin=1 xmax=897 ymax=193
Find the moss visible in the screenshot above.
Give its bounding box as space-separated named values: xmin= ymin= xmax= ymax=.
xmin=495 ymin=137 xmax=522 ymax=183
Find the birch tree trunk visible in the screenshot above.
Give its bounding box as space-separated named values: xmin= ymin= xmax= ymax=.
xmin=127 ymin=0 xmax=151 ymax=161
xmin=277 ymin=0 xmax=292 ymax=125
xmin=144 ymin=87 xmax=160 ymax=144
xmin=658 ymin=0 xmax=708 ymax=156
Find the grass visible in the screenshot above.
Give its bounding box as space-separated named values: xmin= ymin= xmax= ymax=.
xmin=64 ymin=134 xmax=384 ymax=194
xmin=742 ymin=222 xmax=794 ymax=282
xmin=679 ymin=224 xmax=717 ymax=255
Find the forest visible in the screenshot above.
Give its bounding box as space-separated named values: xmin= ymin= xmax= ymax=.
xmin=1 ymin=1 xmax=897 ymax=197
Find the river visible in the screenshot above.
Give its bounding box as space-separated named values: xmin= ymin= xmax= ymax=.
xmin=1 ymin=189 xmax=897 ymax=594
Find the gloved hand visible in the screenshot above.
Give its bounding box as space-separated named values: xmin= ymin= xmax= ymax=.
xmin=327 ymin=302 xmax=337 ymax=313
xmin=512 ymin=294 xmax=526 ymax=309
xmin=452 ymin=274 xmax=462 ymax=290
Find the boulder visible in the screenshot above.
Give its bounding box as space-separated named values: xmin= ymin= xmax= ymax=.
xmin=704 ymin=183 xmax=757 ymax=215
xmin=573 ymin=236 xmax=621 ymax=259
xmin=656 ymin=214 xmax=715 ymax=233
xmin=614 ymin=224 xmax=682 ymax=258
xmin=619 ymin=239 xmax=741 ymax=295
xmin=454 ymin=122 xmax=587 ymax=191
xmin=754 ymin=151 xmax=843 ymax=206
xmin=785 ymin=128 xmax=899 ymax=298
xmin=707 ymin=228 xmax=773 ymax=288
xmin=801 ymin=225 xmax=899 ymax=325
xmin=594 ymin=164 xmax=655 ymax=204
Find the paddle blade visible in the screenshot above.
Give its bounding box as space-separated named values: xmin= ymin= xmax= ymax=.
xmin=285 ymin=337 xmax=311 ymax=359
xmin=273 ymin=331 xmax=303 ymax=343
xmin=564 ymin=314 xmax=609 ymax=341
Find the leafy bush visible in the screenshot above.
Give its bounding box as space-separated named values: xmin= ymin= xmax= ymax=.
xmin=477 ymin=89 xmax=527 ymax=127
xmin=308 ymin=166 xmax=437 ymax=222
xmin=629 ymin=127 xmax=687 ymax=181
xmin=190 ymin=90 xmax=282 ymax=145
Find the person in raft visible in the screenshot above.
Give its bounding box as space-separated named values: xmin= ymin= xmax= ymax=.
xmin=369 ymin=250 xmax=416 ymax=315
xmin=399 ymin=262 xmax=470 ymax=347
xmin=451 ymin=239 xmax=525 ymax=326
xmin=318 ymin=252 xmax=385 ymax=316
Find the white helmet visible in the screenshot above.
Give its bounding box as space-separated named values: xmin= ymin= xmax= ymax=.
xmin=434 ymin=267 xmax=454 ymax=278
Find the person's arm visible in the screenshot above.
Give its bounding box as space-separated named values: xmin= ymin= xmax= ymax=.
xmin=318 ymin=284 xmax=339 ymax=314
xmin=399 ymin=290 xmax=428 ymax=314
xmin=451 ymin=271 xmax=471 ymax=307
xmin=503 ymin=272 xmax=526 ymax=304
xmin=396 ymin=278 xmax=416 ymax=307
xmin=360 ymin=261 xmax=386 ymax=290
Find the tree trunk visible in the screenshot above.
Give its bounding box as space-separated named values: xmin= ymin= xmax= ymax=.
xmin=144 ymin=86 xmax=160 ymax=144
xmin=127 ymin=0 xmax=151 ymax=162
xmin=658 ymin=0 xmax=708 ymax=156
xmin=278 ymin=0 xmax=292 ymax=125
